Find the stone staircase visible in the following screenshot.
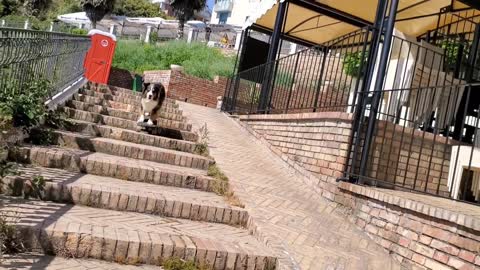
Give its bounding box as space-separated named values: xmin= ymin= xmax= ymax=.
xmin=1 ymin=83 xmax=277 ymax=269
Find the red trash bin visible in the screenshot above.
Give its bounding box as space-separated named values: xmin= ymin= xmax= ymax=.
xmin=84 ymin=30 xmax=117 ymax=84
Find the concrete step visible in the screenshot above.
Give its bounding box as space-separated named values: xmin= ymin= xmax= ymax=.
xmin=63 ymin=119 xmax=198 ymax=153
xmin=3 ymin=166 xmax=247 ymax=226
xmin=67 ymin=99 xmax=186 ymax=122
xmin=78 ymin=88 xmax=179 ymax=110
xmin=1 ymin=197 xmax=276 ymax=269
xmin=48 ymin=130 xmax=212 ymax=170
xmin=9 ymin=146 xmax=219 ymax=192
xmin=73 ymin=93 xmax=182 ymax=116
xmin=61 ymin=107 xmax=198 ymax=142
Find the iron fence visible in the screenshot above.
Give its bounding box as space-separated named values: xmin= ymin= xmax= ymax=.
xmin=223 ymin=28 xmax=373 ymax=114
xmin=224 ymin=10 xmax=480 ymax=204
xmin=0 ymin=28 xmax=91 ymax=98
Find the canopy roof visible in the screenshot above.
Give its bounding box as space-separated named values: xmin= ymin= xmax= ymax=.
xmin=245 ymin=0 xmax=480 ymax=45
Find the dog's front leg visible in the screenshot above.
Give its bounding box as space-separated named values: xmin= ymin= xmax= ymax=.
xmin=137 ymin=109 xmax=145 ymax=124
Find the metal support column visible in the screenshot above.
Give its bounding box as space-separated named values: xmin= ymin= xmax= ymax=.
xmin=358 ymin=0 xmax=401 ymax=181
xmin=258 ymin=0 xmax=288 ymax=112
xmin=344 ymin=0 xmax=388 ymax=182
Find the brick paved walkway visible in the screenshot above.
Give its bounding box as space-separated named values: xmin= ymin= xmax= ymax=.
xmin=179 ymin=102 xmax=404 ymax=270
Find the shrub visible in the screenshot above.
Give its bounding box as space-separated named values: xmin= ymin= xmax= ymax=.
xmin=0 ymin=79 xmax=51 ymax=129
xmin=70 ymin=28 xmax=88 ymax=35
xmin=343 ymin=51 xmax=368 ymax=77
xmin=112 ymin=40 xmax=236 ymax=80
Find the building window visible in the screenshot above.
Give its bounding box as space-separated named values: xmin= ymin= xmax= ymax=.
xmin=218 ymin=12 xmax=229 ymax=24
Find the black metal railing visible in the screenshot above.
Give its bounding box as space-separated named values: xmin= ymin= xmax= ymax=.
xmin=0 ymin=28 xmax=91 ymax=97
xmin=346 ymin=31 xmax=480 ymax=203
xmin=223 ymin=28 xmax=373 ymax=114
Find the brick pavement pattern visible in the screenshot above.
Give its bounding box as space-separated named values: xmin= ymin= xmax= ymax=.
xmin=1 ymin=83 xmax=277 ymax=270
xmin=179 ymin=102 xmax=404 ymax=270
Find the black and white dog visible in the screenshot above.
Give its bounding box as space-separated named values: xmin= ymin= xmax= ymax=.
xmin=137 ymin=82 xmax=166 ymax=126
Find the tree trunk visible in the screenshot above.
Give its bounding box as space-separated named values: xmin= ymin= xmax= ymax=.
xmin=177 ymin=19 xmax=184 ymax=40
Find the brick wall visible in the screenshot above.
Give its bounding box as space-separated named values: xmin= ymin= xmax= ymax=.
xmin=337 ymin=183 xmax=480 ymax=270
xmin=143 ymin=70 xmax=171 ymax=92
xmin=143 ymin=70 xmax=228 ymax=108
xmin=238 ymin=112 xmax=477 ymax=270
xmin=238 ymin=112 xmax=353 ymax=201
xmin=108 ymin=67 xmax=134 ymax=90
xmin=365 ymin=120 xmax=452 ymax=197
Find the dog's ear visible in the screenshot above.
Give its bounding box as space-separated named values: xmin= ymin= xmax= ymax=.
xmin=142 ymin=82 xmax=150 ymax=93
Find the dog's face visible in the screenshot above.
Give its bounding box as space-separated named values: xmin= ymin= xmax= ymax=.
xmin=142 ymin=83 xmax=162 ymax=101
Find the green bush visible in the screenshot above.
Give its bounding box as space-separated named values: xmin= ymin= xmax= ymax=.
xmin=70 ymin=28 xmax=88 ymax=35
xmin=343 ymin=51 xmax=368 ymax=77
xmin=0 ymin=79 xmax=51 ymax=129
xmin=112 ymin=40 xmax=236 ymax=80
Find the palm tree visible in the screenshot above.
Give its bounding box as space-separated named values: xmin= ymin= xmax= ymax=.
xmin=81 ymin=0 xmax=115 ymax=29
xmin=171 ymin=0 xmax=206 ymax=40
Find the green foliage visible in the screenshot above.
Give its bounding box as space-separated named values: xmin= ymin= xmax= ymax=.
xmin=149 ymin=30 xmax=159 ymax=44
xmin=0 ymin=0 xmax=22 ymax=17
xmin=170 ymin=0 xmax=206 ymax=38
xmin=0 ymin=161 xmax=18 ymax=179
xmin=70 ymin=28 xmax=88 ymax=35
xmin=23 ymin=175 xmax=46 ymax=200
xmin=163 ymin=257 xmax=208 ymax=270
xmin=81 ymin=0 xmax=115 ymax=28
xmin=0 ymin=14 xmax=51 ymax=30
xmin=0 ymin=211 xmax=25 ymax=256
xmin=27 ymin=128 xmax=55 ymax=145
xmin=44 ymin=110 xmax=71 ymax=129
xmin=441 ymin=39 xmax=469 ymax=71
xmin=114 ymin=0 xmax=167 ymax=18
xmin=343 ymin=51 xmax=368 ymax=77
xmin=274 ymin=71 xmax=294 ymax=88
xmin=208 ymin=163 xmax=229 ymax=196
xmin=113 ymin=41 xmax=235 ymax=80
xmin=0 ymin=79 xmax=51 ymax=129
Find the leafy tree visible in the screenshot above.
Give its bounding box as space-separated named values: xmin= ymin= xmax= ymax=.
xmin=114 ymin=0 xmax=166 ymax=18
xmin=171 ymin=0 xmax=206 ymax=39
xmin=0 ymin=0 xmax=21 ymax=17
xmin=23 ymin=0 xmax=53 ymax=19
xmin=81 ymin=0 xmax=115 ymax=29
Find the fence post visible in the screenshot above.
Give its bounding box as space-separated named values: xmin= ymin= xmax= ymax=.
xmin=358 ymin=0 xmax=400 ymax=181
xmin=49 ymin=22 xmax=54 ymax=32
xmin=234 ymin=31 xmax=242 ymax=50
xmin=1 ymin=20 xmax=5 ymax=27
xmin=24 ymin=19 xmax=29 ymax=30
xmin=109 ymin=24 xmax=115 ymax=34
xmin=145 ymin=25 xmax=152 ymax=43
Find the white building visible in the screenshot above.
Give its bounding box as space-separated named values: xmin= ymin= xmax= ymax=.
xmin=210 ymin=0 xmax=262 ymax=26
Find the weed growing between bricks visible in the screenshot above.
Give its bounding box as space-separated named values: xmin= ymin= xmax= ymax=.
xmin=194 ymin=123 xmax=210 ymax=157
xmin=163 ymin=257 xmax=209 ymax=270
xmin=208 ymin=164 xmax=245 ymax=208
xmin=0 ymin=211 xmax=25 ymax=260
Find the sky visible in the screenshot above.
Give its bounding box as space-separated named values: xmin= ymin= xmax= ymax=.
xmin=207 ymin=0 xmax=215 ymax=11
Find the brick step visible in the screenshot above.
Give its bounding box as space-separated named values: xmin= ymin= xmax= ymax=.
xmin=3 ymin=166 xmax=247 ymax=226
xmin=9 ymin=146 xmax=219 ymax=192
xmin=78 ymin=89 xmax=179 ymax=111
xmin=64 ymin=119 xmax=197 ymax=153
xmin=61 ymin=107 xmax=198 ymax=142
xmin=1 ymin=253 xmax=162 ymax=269
xmin=48 ymin=130 xmax=213 ymax=170
xmin=73 ymin=93 xmax=182 ymax=116
xmin=87 ymin=83 xmax=177 ymax=104
xmin=1 ymin=197 xmax=276 ymax=269
xmin=67 ymin=100 xmax=186 ymax=123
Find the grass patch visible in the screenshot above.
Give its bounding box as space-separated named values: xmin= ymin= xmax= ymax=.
xmin=112 ymin=40 xmax=236 ymax=80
